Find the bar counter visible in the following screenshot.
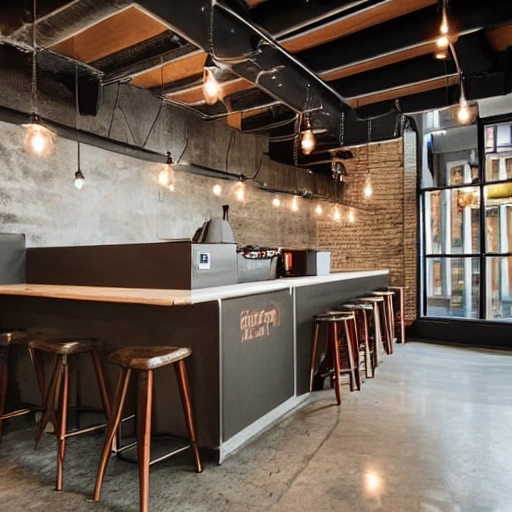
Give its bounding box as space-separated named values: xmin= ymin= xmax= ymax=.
xmin=0 ymin=270 xmax=388 ymax=462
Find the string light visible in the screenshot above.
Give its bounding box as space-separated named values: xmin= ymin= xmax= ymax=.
xmin=202 ymin=67 xmax=221 ymax=105
xmin=272 ymin=195 xmax=280 ymax=207
xmin=315 ymin=204 xmax=323 ymax=215
xmin=333 ymin=205 xmax=341 ymax=221
xmin=348 ymin=208 xmax=355 ymax=223
xmin=291 ymin=196 xmax=299 ymax=212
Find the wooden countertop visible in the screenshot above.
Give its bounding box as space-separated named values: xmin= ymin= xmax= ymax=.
xmin=0 ymin=270 xmax=388 ymax=306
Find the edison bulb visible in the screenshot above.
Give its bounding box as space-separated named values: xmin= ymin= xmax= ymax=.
xmin=213 ymin=184 xmax=222 ymax=196
xmin=202 ymin=68 xmax=221 ymax=105
xmin=291 ymin=196 xmax=299 ymax=212
xmin=301 ymin=129 xmax=316 ymax=155
xmin=364 ymin=181 xmax=373 ymax=198
xmin=272 ymin=196 xmax=280 ymax=207
xmin=74 ymin=171 xmax=85 ymax=190
xmin=457 ymin=101 xmax=470 ymax=124
xmin=333 ymin=207 xmax=341 ymax=221
xmin=24 ymin=123 xmax=55 ymax=157
xmin=348 ymin=209 xmax=355 ymax=223
xmin=315 ymin=204 xmax=323 ymax=215
xmin=158 ymin=168 xmax=169 ymax=186
xmin=436 ymin=36 xmax=449 ymax=49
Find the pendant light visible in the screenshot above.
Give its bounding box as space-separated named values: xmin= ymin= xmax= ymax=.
xmin=272 ymin=195 xmax=281 ymax=207
xmin=448 ymin=42 xmax=477 ymax=125
xmin=301 ymin=115 xmax=316 ymax=155
xmin=24 ymin=0 xmax=55 ymax=157
xmin=157 ymin=152 xmax=176 ymax=191
xmin=202 ymin=67 xmax=221 ymax=105
xmin=73 ymin=65 xmax=85 ymax=190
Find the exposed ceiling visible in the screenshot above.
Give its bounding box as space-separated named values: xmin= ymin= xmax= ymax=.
xmin=1 ymin=0 xmax=511 ymax=172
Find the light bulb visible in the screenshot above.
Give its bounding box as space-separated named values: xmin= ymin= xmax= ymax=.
xmin=440 ymin=11 xmax=449 ymax=35
xmin=333 ymin=206 xmax=341 ymax=221
xmin=158 ymin=168 xmax=169 ymax=186
xmin=74 ymin=170 xmax=85 ymax=190
xmin=301 ymin=128 xmax=316 ymax=155
xmin=169 ymin=183 xmax=175 ymax=192
xmin=436 ymin=36 xmax=449 ymax=49
xmin=23 ymin=122 xmax=55 ymax=157
xmin=457 ymin=99 xmax=470 ymax=124
xmin=235 ymin=182 xmax=245 ymax=202
xmin=348 ymin=209 xmax=355 ymax=223
xmin=213 ymin=184 xmax=222 ymax=196
xmin=272 ymin=195 xmax=280 ymax=207
xmin=202 ymin=68 xmax=221 ymax=105
xmin=434 ymin=49 xmax=448 ymax=60
xmin=315 ymin=204 xmax=323 ymax=215
xmin=291 ymin=196 xmax=299 ymax=212
xmin=364 ymin=180 xmax=373 ymax=198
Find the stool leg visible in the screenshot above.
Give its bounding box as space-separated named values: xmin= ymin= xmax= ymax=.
xmin=56 ymin=355 xmax=70 ymax=491
xmin=385 ymin=296 xmax=394 ymax=354
xmin=344 ymin=320 xmax=359 ymax=392
xmin=94 ymin=368 xmax=132 ymax=502
xmin=331 ymin=322 xmax=342 ymax=405
xmin=362 ymin=311 xmax=374 ymax=379
xmin=29 ymin=347 xmax=46 ymax=402
xmin=0 ymin=346 xmax=9 ymax=440
xmin=35 ymin=355 xmax=63 ymax=448
xmin=91 ymin=350 xmax=112 ymax=419
xmin=399 ymin=288 xmax=406 ymax=343
xmin=309 ymin=322 xmax=320 ymax=392
xmin=373 ymin=305 xmax=384 ymax=362
xmin=138 ymin=370 xmax=153 ymax=512
xmin=174 ymin=359 xmax=203 ymax=473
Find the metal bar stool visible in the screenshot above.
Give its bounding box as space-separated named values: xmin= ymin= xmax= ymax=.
xmin=310 ymin=312 xmax=360 ymax=405
xmin=372 ymin=290 xmax=395 ymax=353
xmin=28 ymin=337 xmax=111 ymax=491
xmin=338 ymin=303 xmax=376 ymax=379
xmin=0 ymin=330 xmax=46 ymax=441
xmin=389 ymin=286 xmax=407 ymax=343
xmin=356 ymin=296 xmax=388 ymax=361
xmin=93 ymin=346 xmax=203 ymax=512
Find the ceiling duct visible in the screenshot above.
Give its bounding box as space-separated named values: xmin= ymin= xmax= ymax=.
xmin=138 ymin=0 xmax=351 ymax=145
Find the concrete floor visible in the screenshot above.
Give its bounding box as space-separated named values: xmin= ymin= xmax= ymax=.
xmin=1 ymin=341 xmax=511 ymax=512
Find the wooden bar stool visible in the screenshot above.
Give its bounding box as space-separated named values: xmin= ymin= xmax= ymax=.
xmin=310 ymin=312 xmax=360 ymax=405
xmin=93 ymin=346 xmax=202 ymax=512
xmin=338 ymin=303 xmax=376 ymax=379
xmin=356 ymin=296 xmax=388 ymax=360
xmin=28 ymin=337 xmax=111 ymax=491
xmin=389 ymin=286 xmax=407 ymax=343
xmin=372 ymin=290 xmax=396 ymax=353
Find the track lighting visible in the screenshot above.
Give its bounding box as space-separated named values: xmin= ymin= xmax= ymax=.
xmin=202 ymin=67 xmax=221 ymax=105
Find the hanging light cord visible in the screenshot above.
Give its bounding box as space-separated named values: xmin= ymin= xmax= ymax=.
xmin=448 ymin=42 xmax=466 ymax=101
xmin=367 ymin=119 xmax=372 ymax=175
xmin=31 ymin=0 xmax=38 ymax=116
xmin=75 ymin=64 xmax=81 ymax=169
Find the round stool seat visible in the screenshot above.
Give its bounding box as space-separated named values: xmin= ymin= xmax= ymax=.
xmin=340 ymin=303 xmax=373 ymax=311
xmin=28 ymin=338 xmax=100 ymax=355
xmin=314 ymin=312 xmax=355 ymax=322
xmin=109 ymin=346 xmax=192 ymax=370
xmin=372 ymin=290 xmax=395 ymax=296
xmin=358 ymin=296 xmax=384 ymax=303
xmin=0 ymin=330 xmax=29 ymax=346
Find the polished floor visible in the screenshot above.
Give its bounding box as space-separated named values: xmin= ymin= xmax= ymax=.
xmin=1 ymin=341 xmax=511 ymax=512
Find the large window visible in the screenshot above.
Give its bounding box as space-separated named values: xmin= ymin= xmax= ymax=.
xmin=420 ymin=117 xmax=512 ymax=322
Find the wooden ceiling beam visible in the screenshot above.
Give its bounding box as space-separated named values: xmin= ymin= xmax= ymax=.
xmin=50 ymin=6 xmax=167 ymax=64
xmin=346 ymin=74 xmax=459 ymax=108
xmin=280 ymin=0 xmax=438 ymax=53
xmin=486 ymin=22 xmax=512 ymax=51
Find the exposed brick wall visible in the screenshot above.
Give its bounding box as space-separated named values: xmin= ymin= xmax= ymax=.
xmin=316 ymin=136 xmax=417 ymax=321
